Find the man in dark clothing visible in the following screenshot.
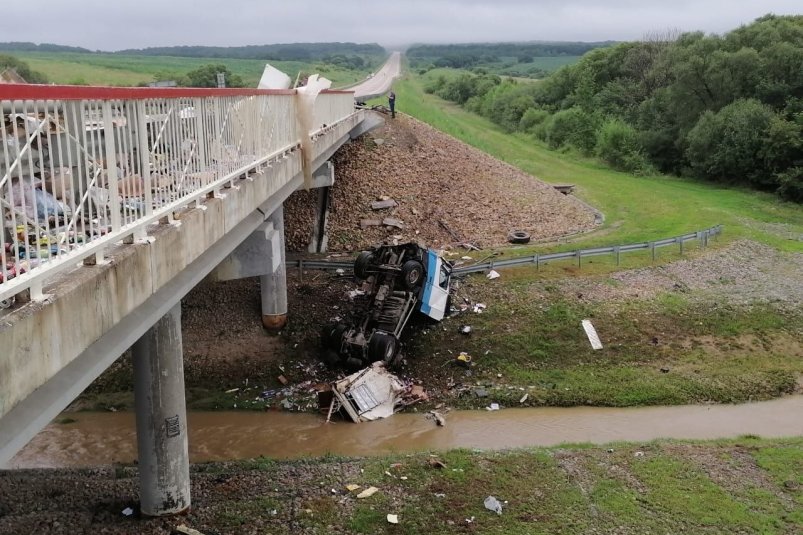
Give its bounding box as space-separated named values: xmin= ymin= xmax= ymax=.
xmin=388 ymin=90 xmax=396 ymax=118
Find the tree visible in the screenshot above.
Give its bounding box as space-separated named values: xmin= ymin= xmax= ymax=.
xmin=182 ymin=64 xmax=245 ymax=88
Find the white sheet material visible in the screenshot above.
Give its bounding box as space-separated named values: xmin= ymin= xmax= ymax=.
xmin=582 ymin=319 xmax=603 ymax=350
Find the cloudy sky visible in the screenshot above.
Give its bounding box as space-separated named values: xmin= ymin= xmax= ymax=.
xmin=3 ymin=0 xmax=800 ymax=50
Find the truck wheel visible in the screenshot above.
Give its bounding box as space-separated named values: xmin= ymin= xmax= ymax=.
xmin=322 ymin=349 xmax=341 ymax=367
xmin=368 ymin=333 xmax=397 ymax=363
xmin=328 ymin=323 xmax=349 ymax=351
xmin=354 ymin=251 xmax=374 ymax=279
xmin=401 ymin=260 xmax=424 ymax=290
xmin=508 ymin=230 xmax=531 ymax=244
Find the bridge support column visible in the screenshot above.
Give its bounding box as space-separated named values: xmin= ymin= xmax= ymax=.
xmin=308 ymin=162 xmax=334 ymax=254
xmin=132 ymin=303 xmax=191 ymax=516
xmin=261 ymin=206 xmax=288 ymax=330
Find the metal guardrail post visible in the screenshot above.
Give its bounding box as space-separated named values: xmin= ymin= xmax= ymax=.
xmin=533 ymin=254 xmax=539 ymax=271
xmin=614 ymin=246 xmax=620 ymax=266
xmin=650 ymin=242 xmax=656 ymax=262
xmin=576 ymin=250 xmax=582 ymax=269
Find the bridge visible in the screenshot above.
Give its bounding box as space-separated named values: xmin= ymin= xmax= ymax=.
xmin=0 ymin=71 xmax=391 ymax=514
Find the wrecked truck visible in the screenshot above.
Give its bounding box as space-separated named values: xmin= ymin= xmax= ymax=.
xmin=322 ymin=242 xmax=452 ymax=369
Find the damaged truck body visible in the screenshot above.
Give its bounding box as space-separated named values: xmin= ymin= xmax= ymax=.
xmin=322 ymin=242 xmax=452 ymax=369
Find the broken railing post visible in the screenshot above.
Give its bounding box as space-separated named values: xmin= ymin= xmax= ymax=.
xmin=132 ymin=303 xmax=191 ymax=516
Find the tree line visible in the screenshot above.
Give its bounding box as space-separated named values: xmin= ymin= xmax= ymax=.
xmin=424 ymin=15 xmax=803 ymax=201
xmin=115 ymin=42 xmax=384 ymax=61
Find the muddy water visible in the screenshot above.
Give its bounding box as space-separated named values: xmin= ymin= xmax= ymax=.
xmin=11 ymin=396 xmax=803 ymax=469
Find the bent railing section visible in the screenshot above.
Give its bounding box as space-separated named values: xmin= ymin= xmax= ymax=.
xmin=0 ymin=85 xmax=355 ymax=302
xmin=283 ymin=225 xmax=724 ymax=275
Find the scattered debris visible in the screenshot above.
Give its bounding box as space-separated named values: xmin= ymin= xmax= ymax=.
xmin=519 ymin=393 xmax=529 ymax=404
xmin=428 ymin=457 xmax=447 ymax=469
xmin=486 ymin=270 xmax=501 ymax=280
xmin=277 ymin=375 xmax=288 ymax=385
xmin=224 ymin=388 xmax=239 ymax=394
xmin=581 ymin=319 xmax=603 ymax=350
xmin=121 ymin=507 xmax=134 ymax=517
xmin=484 ymin=496 xmax=503 ymax=515
xmin=356 ymin=486 xmax=379 ymax=499
xmin=387 ymin=514 xmax=399 ymax=524
xmin=371 ymin=199 xmax=398 ymax=210
xmin=174 ymin=526 xmax=206 ymax=535
xmin=466 ymin=516 xmax=476 ymax=524
xmin=660 ymin=366 xmax=670 ymax=373
xmin=634 ymin=451 xmax=645 ymax=458
xmin=345 ymin=484 xmax=361 ymax=492
xmin=430 ymin=410 xmax=446 ymax=427
xmin=382 ymin=217 xmax=405 ymax=229
xmin=456 ymin=352 xmax=472 ymax=367
xmin=473 ymin=388 xmax=489 ymax=398
xmin=360 ymin=219 xmax=382 ymax=228
xmin=473 ymin=303 xmax=487 ymax=313
xmin=486 ymin=403 xmax=500 ymax=411
xmin=459 ymin=325 xmax=472 ymax=335
xmin=331 ymin=363 xmax=408 ymax=423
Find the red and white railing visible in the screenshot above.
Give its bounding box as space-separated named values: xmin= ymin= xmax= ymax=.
xmin=0 ymin=85 xmax=356 ymax=303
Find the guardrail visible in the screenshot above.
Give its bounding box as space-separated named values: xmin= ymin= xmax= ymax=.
xmin=1 ymin=85 xmax=355 ymax=302
xmin=284 ymin=225 xmax=723 ymax=276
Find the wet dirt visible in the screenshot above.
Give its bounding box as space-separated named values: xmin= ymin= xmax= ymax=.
xmin=11 ymin=396 xmax=803 ymax=469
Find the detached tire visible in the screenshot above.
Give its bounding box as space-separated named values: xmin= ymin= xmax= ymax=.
xmin=400 ymin=260 xmax=424 ymax=290
xmin=354 ymin=251 xmax=374 ymax=280
xmin=367 ymin=332 xmax=398 ymax=363
xmin=508 ymin=230 xmax=531 ymax=244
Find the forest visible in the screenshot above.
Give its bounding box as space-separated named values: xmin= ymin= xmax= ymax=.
xmin=424 ymin=15 xmax=803 ymax=201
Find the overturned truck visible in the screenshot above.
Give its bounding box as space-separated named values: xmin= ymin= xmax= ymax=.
xmin=322 ymin=242 xmax=452 ymax=369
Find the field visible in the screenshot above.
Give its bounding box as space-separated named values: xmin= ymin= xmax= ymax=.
xmin=10 ymin=51 xmax=380 ymax=87
xmin=412 ymin=55 xmax=581 ymax=78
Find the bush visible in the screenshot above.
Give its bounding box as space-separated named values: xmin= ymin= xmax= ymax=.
xmin=519 ymin=108 xmax=550 ymax=133
xmin=595 ymin=118 xmax=651 ymax=173
xmin=776 ymin=167 xmax=803 ymax=202
xmin=685 ymin=99 xmax=775 ymax=186
xmin=545 ymin=107 xmax=598 ymax=153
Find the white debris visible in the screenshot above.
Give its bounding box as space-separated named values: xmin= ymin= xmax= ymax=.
xmin=484 ymin=495 xmax=503 ymax=514
xmin=486 ymin=403 xmax=501 ymax=411
xmin=332 ymin=363 xmax=406 ymax=422
xmin=121 ymin=507 xmax=134 ymax=517
xmin=486 ymin=270 xmax=501 ymax=280
xmin=581 ymin=319 xmax=603 ymax=350
xmin=387 ymin=514 xmax=399 ymax=524
xmin=473 ymin=303 xmax=487 ymax=313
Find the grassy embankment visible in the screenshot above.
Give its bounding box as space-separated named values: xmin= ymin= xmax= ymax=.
xmin=10 ymin=51 xmax=378 ymax=87
xmin=367 ymin=70 xmax=803 ymax=409
xmin=7 ymin=437 xmax=801 ymax=534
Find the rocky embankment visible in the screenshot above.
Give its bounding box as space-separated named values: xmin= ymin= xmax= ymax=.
xmin=284 ymin=113 xmax=598 ymax=252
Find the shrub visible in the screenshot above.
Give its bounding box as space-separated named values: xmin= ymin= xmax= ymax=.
xmin=545 ymin=107 xmax=598 ymax=153
xmin=595 ymin=118 xmax=651 ymax=173
xmin=519 ymin=108 xmax=550 ymax=133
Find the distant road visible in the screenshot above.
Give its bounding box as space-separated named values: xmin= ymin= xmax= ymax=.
xmin=351 ymin=51 xmax=401 ymax=100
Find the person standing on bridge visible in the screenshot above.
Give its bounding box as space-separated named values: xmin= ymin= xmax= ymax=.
xmin=388 ymin=89 xmax=396 ymax=118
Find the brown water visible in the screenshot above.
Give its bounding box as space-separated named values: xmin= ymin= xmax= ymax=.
xmin=11 ymin=397 xmax=803 ymax=469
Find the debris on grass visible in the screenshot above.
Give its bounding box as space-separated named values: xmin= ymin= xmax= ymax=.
xmin=486 ymin=270 xmax=500 ymax=280
xmin=356 ymin=486 xmax=379 ymax=499
xmin=387 ymin=513 xmax=399 ymax=524
xmin=484 ymin=495 xmax=503 ymax=515
xmin=581 ymin=319 xmax=603 ymax=350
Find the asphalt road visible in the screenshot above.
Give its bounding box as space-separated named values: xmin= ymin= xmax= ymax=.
xmin=352 ymin=51 xmax=401 ymax=100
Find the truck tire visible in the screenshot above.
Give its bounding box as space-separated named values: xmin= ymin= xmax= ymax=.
xmin=354 ymin=251 xmax=374 ymax=280
xmin=368 ymin=332 xmax=397 ymax=363
xmin=401 ymin=260 xmax=424 ymax=290
xmin=322 ymin=323 xmax=348 ymax=350
xmin=508 ymin=230 xmax=531 ymax=244
xmin=322 ymin=349 xmax=341 ymax=367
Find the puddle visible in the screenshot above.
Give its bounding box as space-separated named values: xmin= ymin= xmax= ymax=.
xmin=10 ymin=396 xmax=803 ymax=468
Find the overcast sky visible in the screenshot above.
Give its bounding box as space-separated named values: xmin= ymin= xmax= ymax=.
xmin=3 ymin=1 xmax=800 ymax=50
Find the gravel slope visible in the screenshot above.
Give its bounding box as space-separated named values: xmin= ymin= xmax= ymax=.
xmin=284 ymin=113 xmax=598 ymax=252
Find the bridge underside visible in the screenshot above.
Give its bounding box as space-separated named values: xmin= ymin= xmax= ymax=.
xmin=0 ymin=112 xmax=366 ymax=466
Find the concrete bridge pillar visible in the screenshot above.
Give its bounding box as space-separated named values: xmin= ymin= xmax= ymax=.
xmin=132 ymin=303 xmax=191 ymax=516
xmin=261 ymin=206 xmax=288 ymax=330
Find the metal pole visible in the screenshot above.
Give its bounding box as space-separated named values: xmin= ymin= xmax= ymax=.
xmin=132 ymin=303 xmax=190 ymax=516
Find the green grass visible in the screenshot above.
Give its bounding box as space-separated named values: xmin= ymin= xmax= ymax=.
xmin=391 ymin=72 xmax=803 ymax=253
xmin=22 ymin=437 xmax=800 ymax=534
xmin=409 ymin=278 xmax=803 ymax=408
xmin=11 ymin=51 xmax=379 ymax=87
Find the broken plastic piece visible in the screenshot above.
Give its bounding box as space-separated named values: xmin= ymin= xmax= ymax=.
xmin=387 ymin=514 xmax=399 ymax=524
xmin=484 ymin=496 xmax=503 ymax=515
xmin=459 ymin=325 xmax=472 ymax=335
xmin=473 ymin=303 xmax=487 ymax=313
xmin=346 ymin=484 xmax=361 ymax=492
xmin=581 ymin=319 xmax=603 ymax=350
xmin=486 ymin=270 xmax=500 ymax=280
xmin=486 ymin=403 xmax=500 ymax=411
xmin=121 ymin=507 xmax=134 ymax=517
xmin=357 ymin=486 xmax=379 ymax=499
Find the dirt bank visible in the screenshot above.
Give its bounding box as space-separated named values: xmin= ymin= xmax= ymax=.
xmin=284 ymin=113 xmax=598 ymax=252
